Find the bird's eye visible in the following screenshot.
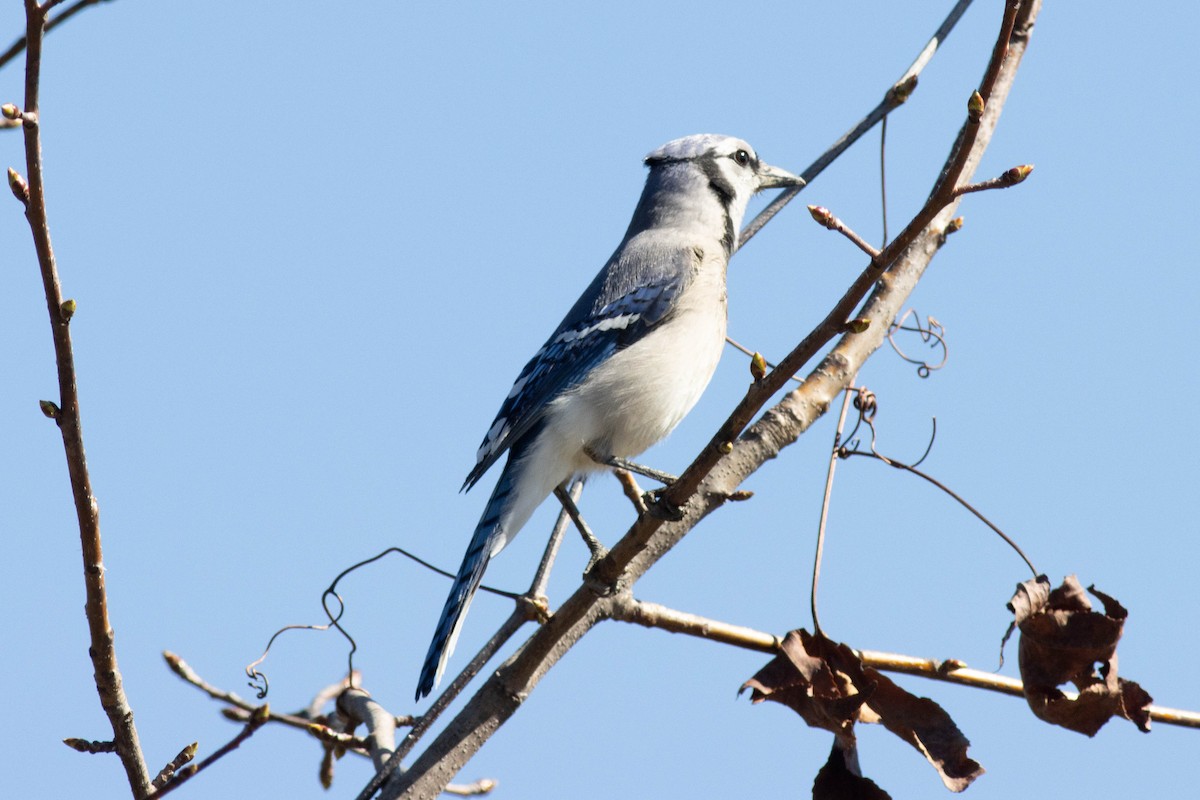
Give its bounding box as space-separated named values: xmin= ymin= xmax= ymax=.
xmin=733 ymin=149 xmax=751 ymax=167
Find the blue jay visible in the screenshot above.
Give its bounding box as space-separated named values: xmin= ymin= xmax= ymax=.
xmin=416 ymin=134 xmax=802 ymax=699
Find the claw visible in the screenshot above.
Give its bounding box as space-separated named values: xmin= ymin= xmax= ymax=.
xmin=645 ymin=489 xmax=684 ymax=521
xmin=582 ymin=545 xmax=609 ymax=576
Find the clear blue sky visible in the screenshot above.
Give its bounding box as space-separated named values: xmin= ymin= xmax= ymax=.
xmin=2 ymin=2 xmax=1196 ymax=798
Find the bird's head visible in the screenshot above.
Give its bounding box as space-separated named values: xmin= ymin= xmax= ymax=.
xmin=639 ymin=134 xmax=803 ymax=251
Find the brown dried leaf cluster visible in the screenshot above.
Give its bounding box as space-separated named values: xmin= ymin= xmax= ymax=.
xmin=742 ymin=630 xmax=983 ymax=797
xmin=1005 ymin=575 xmax=1152 ymax=736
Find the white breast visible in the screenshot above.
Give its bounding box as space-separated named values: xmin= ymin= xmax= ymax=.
xmin=540 ymin=250 xmax=728 ymax=475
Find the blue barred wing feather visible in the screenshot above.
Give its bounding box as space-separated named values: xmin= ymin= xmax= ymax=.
xmin=463 ymin=275 xmax=685 ymax=490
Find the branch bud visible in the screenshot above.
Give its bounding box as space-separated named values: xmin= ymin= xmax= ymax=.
xmin=39 ymin=399 xmax=60 ymax=419
xmin=162 ymin=650 xmax=185 ymax=676
xmin=176 ymin=742 xmax=198 ymax=765
xmin=8 ymin=167 xmax=28 ymax=205
xmin=250 ymin=703 xmax=271 ymax=725
xmin=946 ymin=216 xmax=965 ymax=234
xmin=807 ymin=205 xmax=834 ymax=229
xmin=60 ymin=298 xmax=76 ymax=320
xmin=1003 ymin=164 xmax=1034 ymax=185
xmin=1 ymin=103 xmax=19 ymax=120
xmin=888 ymin=74 xmax=917 ymax=105
xmin=749 ymin=351 xmax=767 ymax=382
xmin=844 ymin=318 xmax=871 ymax=334
xmin=967 ymin=90 xmax=985 ymax=122
xmin=718 ymin=441 xmax=734 ymax=455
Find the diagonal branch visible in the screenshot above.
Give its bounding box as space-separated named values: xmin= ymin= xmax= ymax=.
xmin=379 ymin=2 xmax=1042 ymax=798
xmin=738 ymin=0 xmax=977 ymax=248
xmin=0 ymin=0 xmax=111 ymax=73
xmin=16 ymin=0 xmax=149 ymax=795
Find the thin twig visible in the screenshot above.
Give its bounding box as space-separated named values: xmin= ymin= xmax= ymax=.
xmin=0 ymin=0 xmax=110 ymax=73
xmin=356 ymin=610 xmax=528 ymax=800
xmin=880 ymin=115 xmax=889 ymax=245
xmin=151 ymin=742 xmax=199 ymax=790
xmin=444 ymin=779 xmax=498 ymax=796
xmin=953 ymin=163 xmax=1034 ymax=196
xmin=840 ymin=449 xmax=1039 ymax=577
xmin=529 ymin=478 xmax=584 ymax=596
xmin=807 ymin=205 xmax=882 ymax=261
xmin=153 ymin=707 xmax=269 ymax=798
xmin=17 ymin=1 xmax=151 ymax=795
xmin=164 ymin=651 xmax=359 ymax=740
xmin=245 ymin=545 xmax=521 ymax=699
xmin=737 ymin=0 xmax=977 ymax=248
xmin=812 ymin=385 xmax=856 ymax=636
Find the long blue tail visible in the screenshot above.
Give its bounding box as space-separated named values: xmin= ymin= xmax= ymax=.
xmin=415 ymin=462 xmax=520 ymax=700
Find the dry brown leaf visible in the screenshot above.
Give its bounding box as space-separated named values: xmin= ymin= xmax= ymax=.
xmin=860 ymin=666 xmax=983 ymax=791
xmin=813 ymin=740 xmax=891 ymax=800
xmin=743 ymin=630 xmax=983 ymax=793
xmin=740 ymin=629 xmax=868 ymax=744
xmin=1006 ymin=575 xmax=1152 ymax=736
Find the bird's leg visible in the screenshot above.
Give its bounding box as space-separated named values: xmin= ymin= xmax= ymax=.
xmin=584 ymin=447 xmax=683 ymax=521
xmin=585 ymin=447 xmax=679 ymax=485
xmin=553 ymin=483 xmax=607 ymax=572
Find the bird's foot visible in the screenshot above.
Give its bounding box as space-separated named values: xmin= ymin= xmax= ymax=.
xmin=582 ymin=542 xmax=609 ymax=576
xmin=553 ymin=483 xmax=610 ymax=572
xmin=644 ymin=488 xmax=684 ymax=521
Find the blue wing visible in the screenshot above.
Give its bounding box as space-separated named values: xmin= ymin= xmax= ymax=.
xmin=463 ymin=273 xmax=686 ymax=491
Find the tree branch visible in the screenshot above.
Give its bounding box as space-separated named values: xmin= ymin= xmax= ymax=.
xmin=608 ymin=597 xmax=1200 ymax=729
xmin=0 ymin=0 xmax=111 ymax=73
xmin=738 ymin=0 xmax=976 ymax=248
xmin=373 ymin=3 xmax=1042 ymax=796
xmin=16 ymin=1 xmax=150 ymax=795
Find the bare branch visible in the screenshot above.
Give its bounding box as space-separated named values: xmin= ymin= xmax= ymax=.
xmin=63 ymin=738 xmax=117 ymax=754
xmin=954 ymin=164 xmax=1035 ymax=196
xmin=153 ymin=706 xmax=269 ymax=798
xmin=355 ymin=610 xmax=528 ymax=800
xmin=528 ymin=479 xmax=584 ymax=597
xmin=0 ymin=0 xmax=112 ymax=73
xmin=151 ymin=742 xmax=199 ymax=790
xmin=339 ymin=689 xmax=398 ymax=773
xmin=738 ymin=0 xmax=977 ymax=248
xmin=610 ymin=594 xmax=780 ymax=652
xmin=807 ymin=205 xmax=882 ymax=261
xmin=609 ymin=598 xmax=1200 ymax=729
xmin=16 ymin=1 xmax=150 ymax=794
xmin=164 ymin=651 xmax=352 ymax=740
xmin=379 ymin=4 xmax=1044 ymax=797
